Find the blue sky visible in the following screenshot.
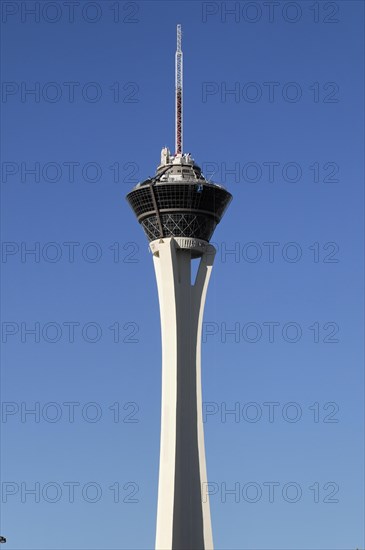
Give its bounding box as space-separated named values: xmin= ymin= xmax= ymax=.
xmin=0 ymin=1 xmax=364 ymax=548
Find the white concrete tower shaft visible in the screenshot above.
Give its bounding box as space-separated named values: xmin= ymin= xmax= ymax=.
xmin=151 ymin=237 xmax=215 ymax=550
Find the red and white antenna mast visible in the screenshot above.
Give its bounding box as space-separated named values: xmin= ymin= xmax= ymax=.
xmin=175 ymin=24 xmax=183 ymax=155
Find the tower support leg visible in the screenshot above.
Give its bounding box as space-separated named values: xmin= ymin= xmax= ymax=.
xmin=151 ymin=237 xmax=215 ymax=550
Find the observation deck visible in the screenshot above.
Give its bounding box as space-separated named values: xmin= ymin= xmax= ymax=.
xmin=126 ymin=148 xmax=232 ymax=243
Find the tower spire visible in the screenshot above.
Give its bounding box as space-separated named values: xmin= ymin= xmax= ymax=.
xmin=175 ymin=24 xmax=183 ymax=155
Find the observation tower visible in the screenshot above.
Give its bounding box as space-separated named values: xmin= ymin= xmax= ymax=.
xmin=126 ymin=25 xmax=232 ymax=550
